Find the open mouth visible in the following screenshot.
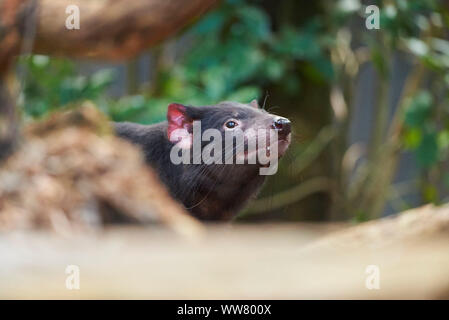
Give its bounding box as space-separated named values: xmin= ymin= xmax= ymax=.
xmin=237 ymin=133 xmax=291 ymax=164
xmin=277 ymin=133 xmax=292 ymax=157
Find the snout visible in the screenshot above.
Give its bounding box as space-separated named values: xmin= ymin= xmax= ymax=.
xmin=270 ymin=117 xmax=291 ymax=158
xmin=272 ymin=117 xmax=291 ymax=139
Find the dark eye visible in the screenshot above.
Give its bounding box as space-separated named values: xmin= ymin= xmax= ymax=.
xmin=225 ymin=120 xmax=237 ymax=129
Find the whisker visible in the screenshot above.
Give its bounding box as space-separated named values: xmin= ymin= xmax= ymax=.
xmin=184 ymin=140 xmax=247 ymax=210
xmin=267 ymin=106 xmax=280 ymax=113
xmin=176 ymin=138 xmax=240 ymax=201
xmin=262 ymin=91 xmax=270 ymax=110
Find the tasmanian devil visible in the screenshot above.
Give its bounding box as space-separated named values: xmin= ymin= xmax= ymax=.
xmin=114 ymin=100 xmax=291 ymax=220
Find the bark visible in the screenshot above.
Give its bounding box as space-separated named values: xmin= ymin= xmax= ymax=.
xmin=33 ymin=0 xmax=219 ymax=59
xmin=0 ymin=0 xmax=219 ymax=60
xmin=0 ymin=0 xmax=33 ymax=160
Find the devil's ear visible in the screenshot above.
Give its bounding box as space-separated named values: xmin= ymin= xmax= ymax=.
xmin=249 ymin=99 xmax=259 ymax=109
xmin=167 ymin=103 xmax=193 ymax=149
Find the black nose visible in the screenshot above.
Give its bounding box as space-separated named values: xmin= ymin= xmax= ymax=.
xmin=272 ymin=118 xmax=291 ymax=136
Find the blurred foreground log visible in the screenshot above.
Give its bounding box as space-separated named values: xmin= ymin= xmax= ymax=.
xmin=1 ymin=204 xmax=448 ymax=299
xmin=0 ymin=0 xmax=219 ymax=60
xmin=0 ymin=106 xmax=202 ymax=237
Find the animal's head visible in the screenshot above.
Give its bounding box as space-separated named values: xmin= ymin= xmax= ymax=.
xmin=166 ymin=100 xmax=291 ymax=169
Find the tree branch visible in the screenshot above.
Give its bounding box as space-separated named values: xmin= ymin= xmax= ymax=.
xmin=32 ymin=0 xmax=219 ymax=60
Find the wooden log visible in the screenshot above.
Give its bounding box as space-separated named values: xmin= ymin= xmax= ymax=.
xmin=33 ymin=0 xmax=219 ymax=59
xmin=1 ymin=0 xmax=219 ymax=61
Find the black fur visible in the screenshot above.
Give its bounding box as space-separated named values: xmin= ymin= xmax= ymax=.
xmin=114 ymin=101 xmax=282 ymax=220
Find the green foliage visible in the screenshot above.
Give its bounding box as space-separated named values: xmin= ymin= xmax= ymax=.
xmin=404 ymin=91 xmax=433 ymax=128
xmin=324 ymin=0 xmax=449 ymax=215
xmin=158 ymin=0 xmax=331 ymax=99
xmin=20 ymin=55 xmax=115 ymax=118
xmin=403 ymin=91 xmax=438 ymax=169
xmin=109 ymin=0 xmax=332 ymax=123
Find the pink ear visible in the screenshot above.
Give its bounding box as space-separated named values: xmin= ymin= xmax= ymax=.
xmin=249 ymin=99 xmax=259 ymax=109
xmin=167 ymin=103 xmax=192 ymax=148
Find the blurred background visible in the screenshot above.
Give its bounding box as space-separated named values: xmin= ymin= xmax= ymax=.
xmin=17 ymin=0 xmax=449 ymax=223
